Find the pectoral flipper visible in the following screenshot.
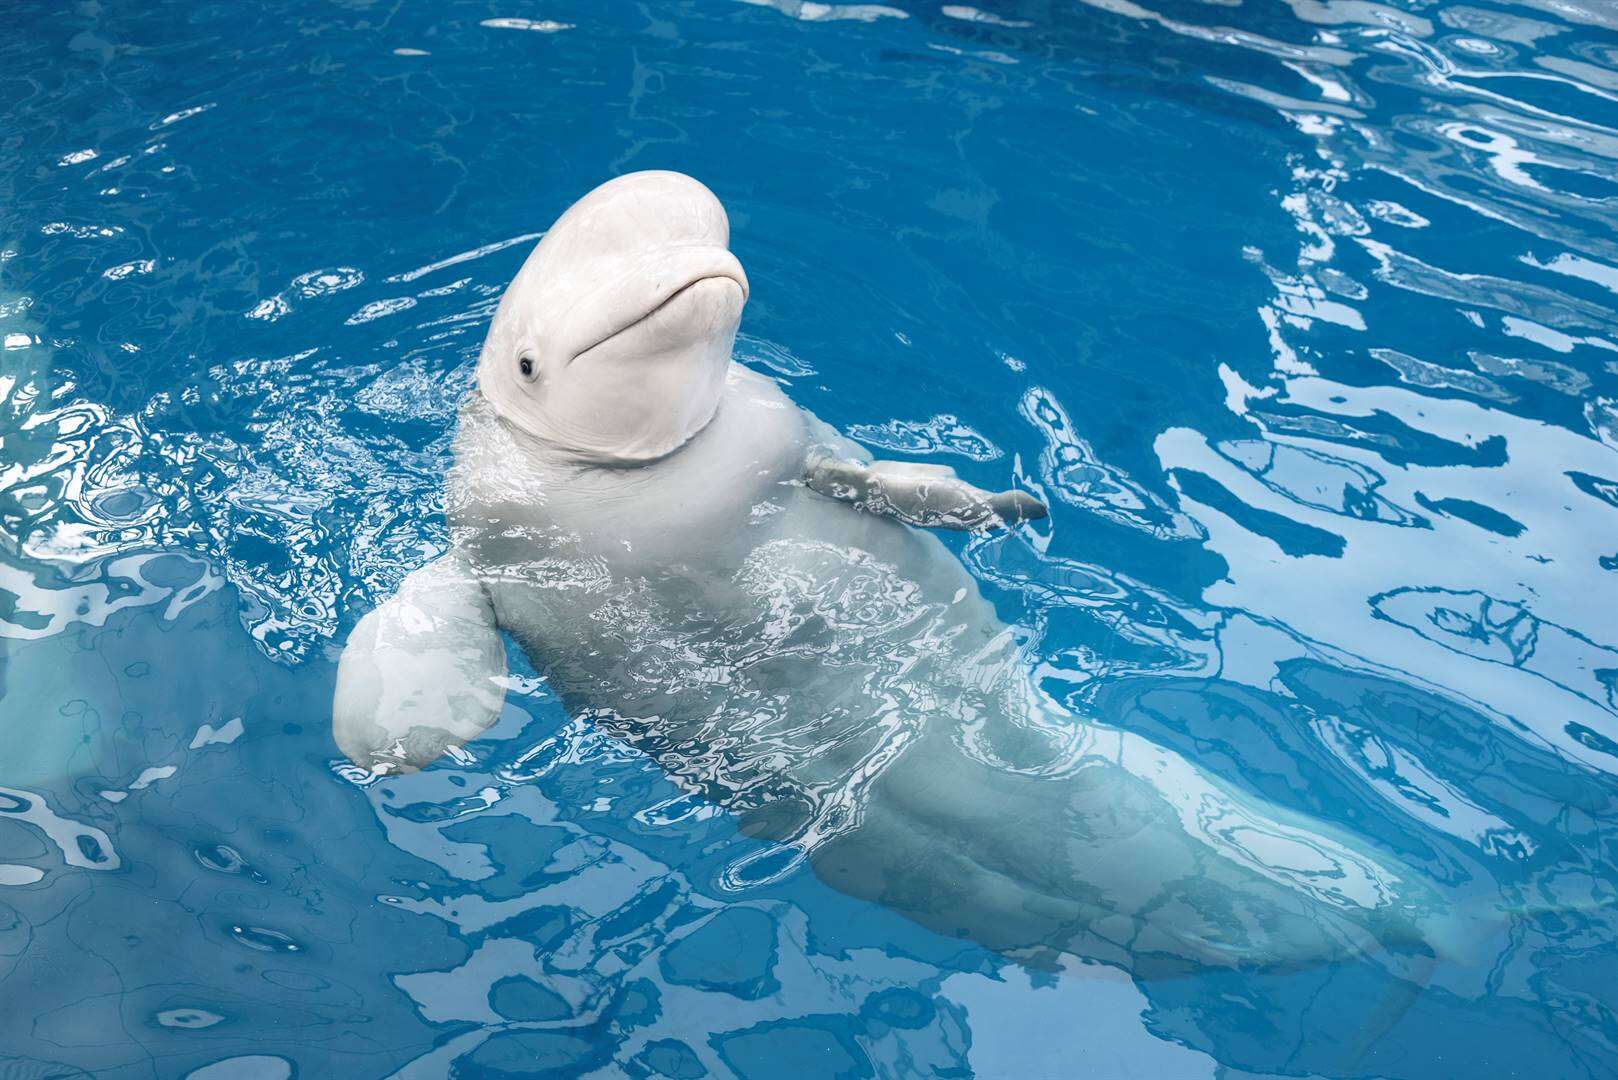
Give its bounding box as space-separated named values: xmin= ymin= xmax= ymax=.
xmin=333 ymin=554 xmax=507 ymax=773
xmin=800 ymin=414 xmax=1046 ymax=531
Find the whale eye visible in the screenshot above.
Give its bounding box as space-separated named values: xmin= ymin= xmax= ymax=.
xmin=518 ymin=356 xmax=535 ymax=379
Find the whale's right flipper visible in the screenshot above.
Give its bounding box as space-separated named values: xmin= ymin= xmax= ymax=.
xmin=333 ymin=553 xmax=507 ymax=774
xmin=805 ymin=455 xmax=1047 ymax=531
xmin=800 ymin=412 xmax=1046 ymax=531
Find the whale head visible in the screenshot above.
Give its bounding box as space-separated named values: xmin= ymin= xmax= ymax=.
xmin=476 ymin=171 xmax=749 ymax=464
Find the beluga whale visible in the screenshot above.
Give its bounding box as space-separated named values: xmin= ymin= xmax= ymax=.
xmin=334 ymin=171 xmax=1453 ymax=978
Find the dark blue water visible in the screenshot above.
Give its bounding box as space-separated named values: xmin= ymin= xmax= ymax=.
xmin=4 ymin=0 xmax=1618 ymax=1075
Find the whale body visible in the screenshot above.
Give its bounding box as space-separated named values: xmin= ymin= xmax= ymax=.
xmin=334 ymin=171 xmax=1446 ymax=977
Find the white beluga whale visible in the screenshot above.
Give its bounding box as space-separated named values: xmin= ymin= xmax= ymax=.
xmin=334 ymin=171 xmax=1454 ymax=978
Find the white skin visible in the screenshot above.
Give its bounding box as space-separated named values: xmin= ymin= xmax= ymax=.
xmin=335 ymin=172 xmax=1460 ymax=978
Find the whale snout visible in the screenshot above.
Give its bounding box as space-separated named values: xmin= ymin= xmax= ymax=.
xmin=568 ymin=254 xmax=746 ymax=370
xmin=641 ymin=274 xmax=745 ymax=345
xmin=556 ymin=245 xmax=748 ymax=367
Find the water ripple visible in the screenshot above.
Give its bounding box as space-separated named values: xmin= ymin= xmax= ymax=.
xmin=5 ymin=0 xmax=1618 ymax=1074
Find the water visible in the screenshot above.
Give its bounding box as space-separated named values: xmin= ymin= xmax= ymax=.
xmin=2 ymin=0 xmax=1617 ymax=1075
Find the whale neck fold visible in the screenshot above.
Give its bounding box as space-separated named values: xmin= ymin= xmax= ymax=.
xmin=477 ymin=383 xmax=728 ymax=470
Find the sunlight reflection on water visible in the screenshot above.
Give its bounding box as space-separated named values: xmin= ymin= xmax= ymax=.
xmin=2 ymin=0 xmax=1618 ymax=1074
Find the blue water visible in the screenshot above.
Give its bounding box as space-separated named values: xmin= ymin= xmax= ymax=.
xmin=3 ymin=0 xmax=1618 ymax=1075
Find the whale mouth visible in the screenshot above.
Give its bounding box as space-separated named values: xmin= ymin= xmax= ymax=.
xmin=572 ymin=271 xmax=747 ymax=364
xmin=557 ymin=245 xmax=748 ymax=367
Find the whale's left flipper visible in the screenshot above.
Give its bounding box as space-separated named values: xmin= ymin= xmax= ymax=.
xmin=805 ymin=453 xmax=1047 ymax=531
xmin=333 ymin=554 xmax=507 ymax=773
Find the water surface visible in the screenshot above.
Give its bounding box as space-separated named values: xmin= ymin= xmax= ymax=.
xmin=3 ymin=0 xmax=1618 ymax=1075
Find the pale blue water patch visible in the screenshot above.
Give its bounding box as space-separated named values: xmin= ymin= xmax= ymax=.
xmin=2 ymin=0 xmax=1617 ymax=1076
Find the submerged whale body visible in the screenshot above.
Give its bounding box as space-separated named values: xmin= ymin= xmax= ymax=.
xmin=334 ymin=171 xmax=1449 ymax=978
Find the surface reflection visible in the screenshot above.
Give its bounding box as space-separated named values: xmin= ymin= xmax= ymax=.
xmin=3 ymin=0 xmax=1618 ymax=1074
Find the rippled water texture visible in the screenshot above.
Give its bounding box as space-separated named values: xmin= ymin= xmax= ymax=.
xmin=4 ymin=0 xmax=1618 ymax=1076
